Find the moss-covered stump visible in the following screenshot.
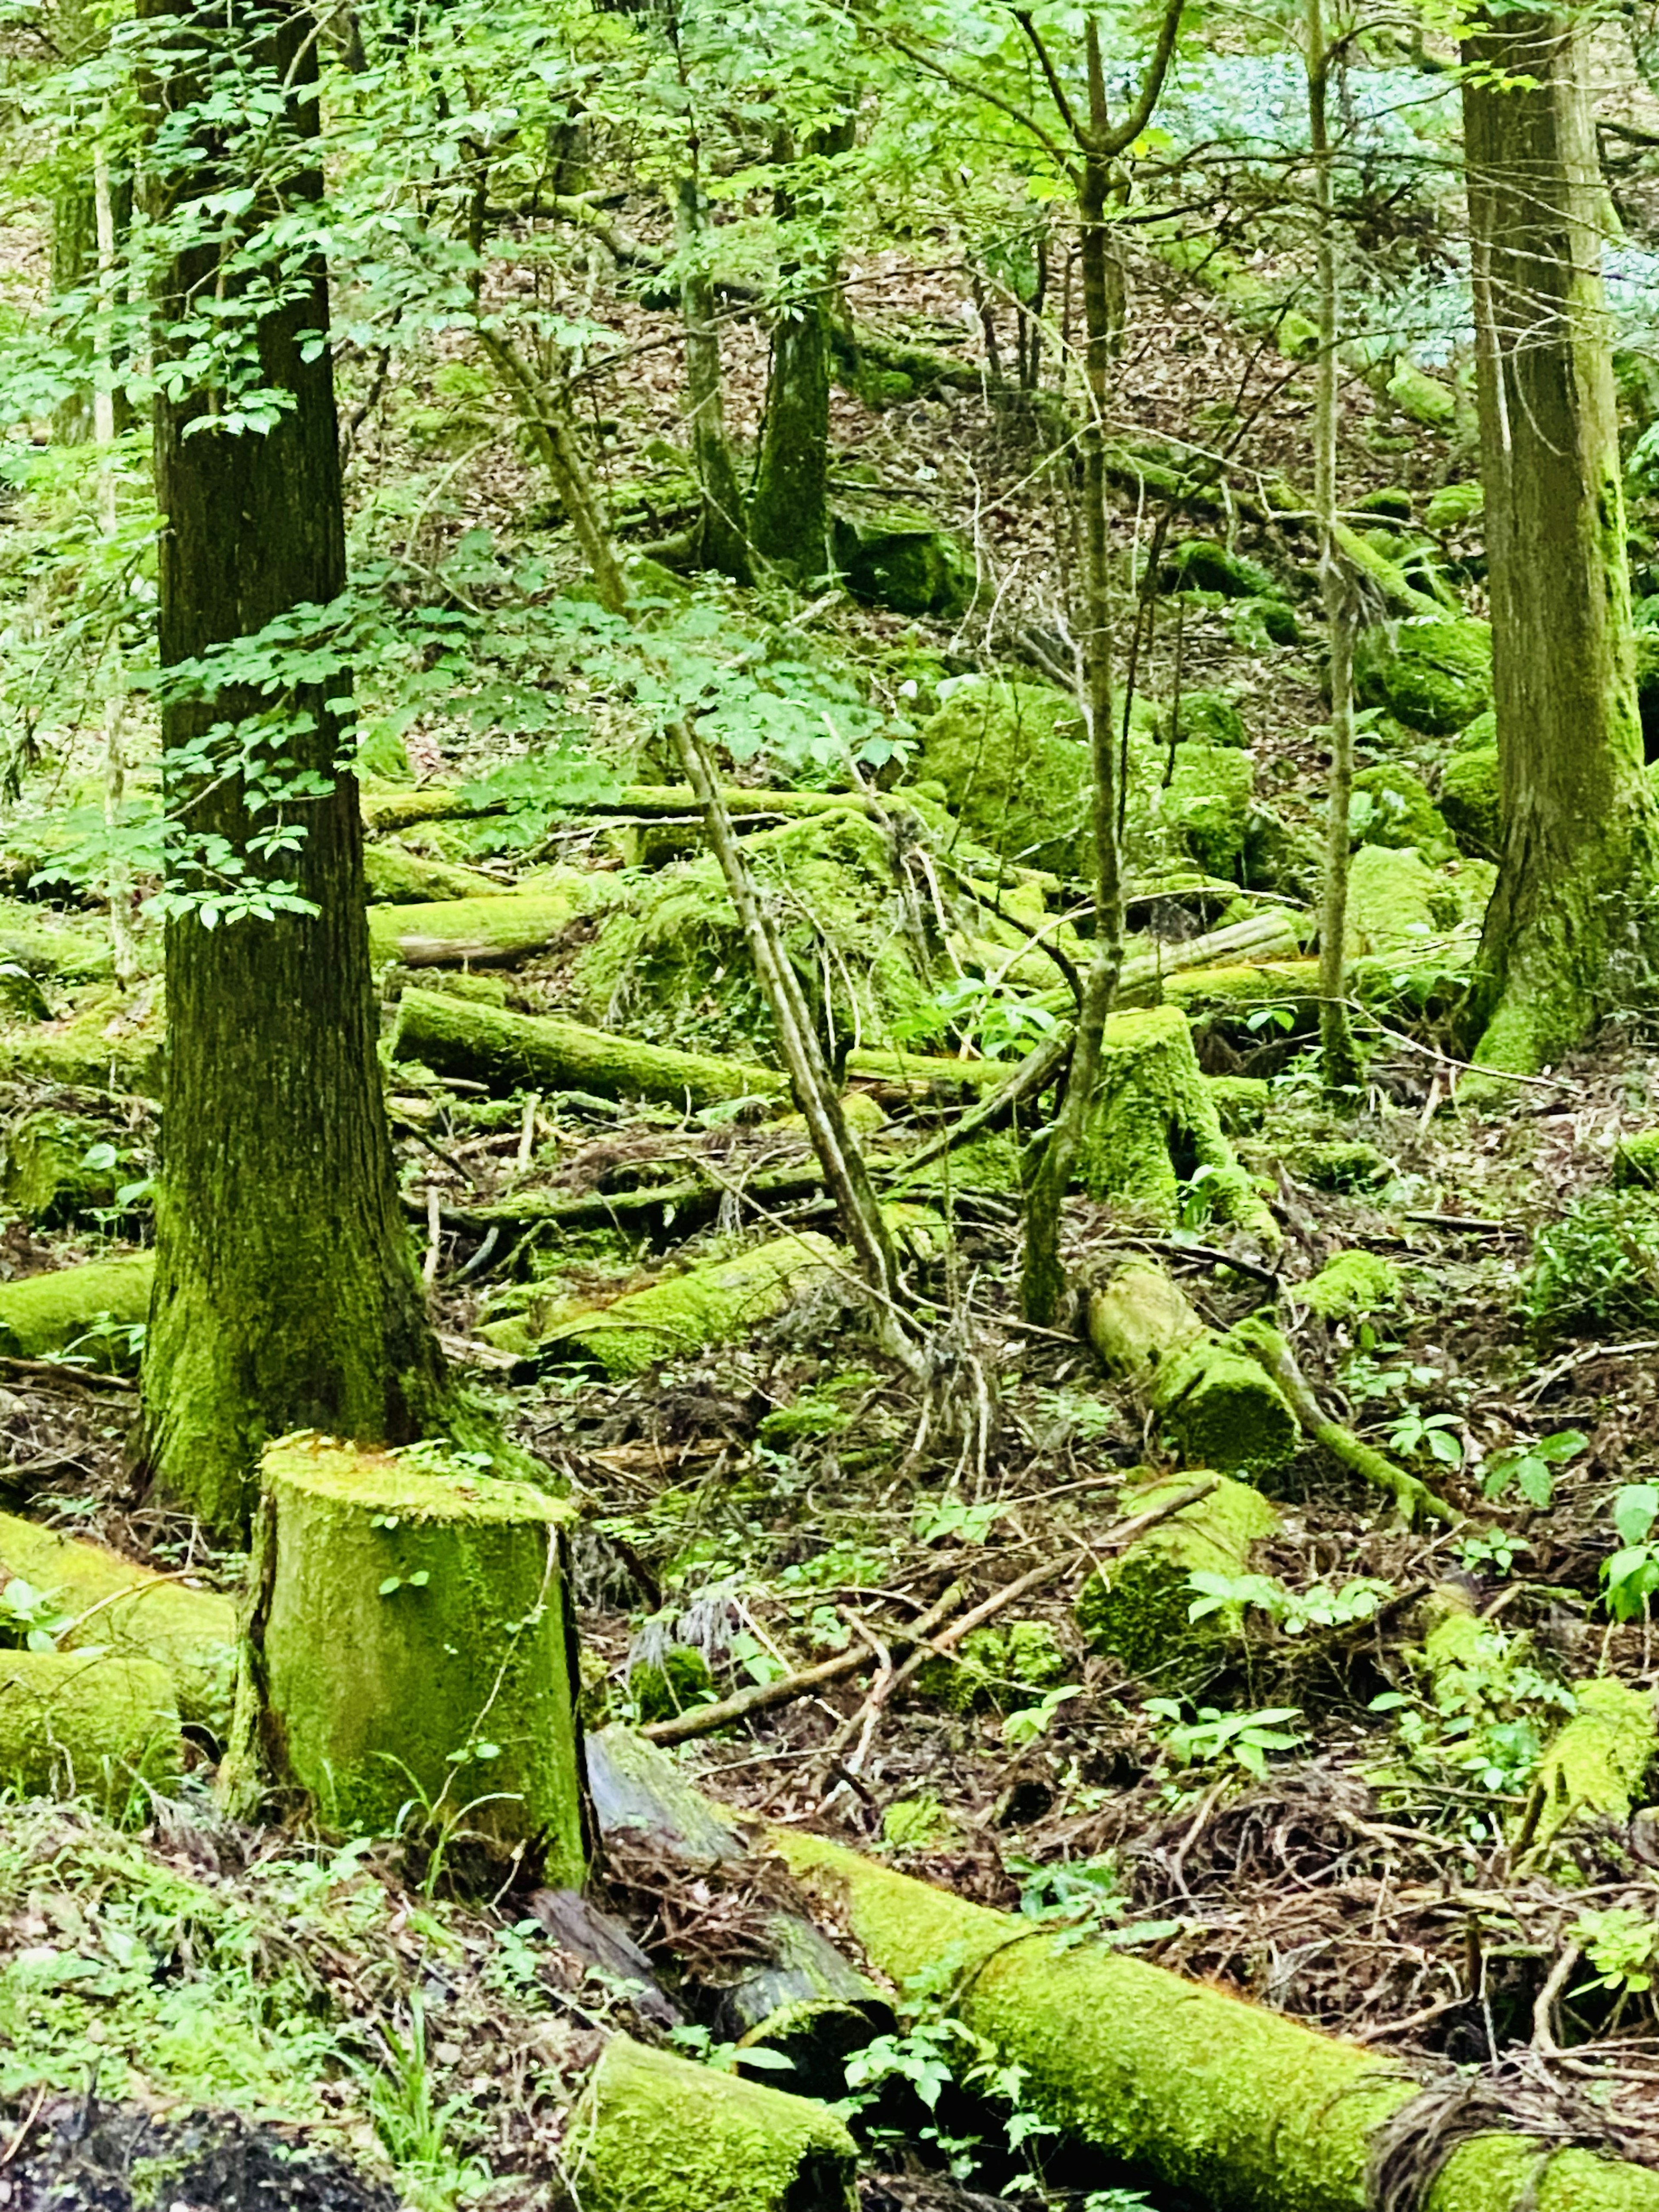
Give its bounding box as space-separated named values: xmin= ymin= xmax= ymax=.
xmin=831 ymin=508 xmax=976 ymax=618
xmin=773 ymin=1833 xmax=1659 ymax=2212
xmin=566 ymin=2034 xmax=858 ymax=2212
xmin=1351 ymin=763 xmax=1452 ymax=859
xmin=362 ymin=843 xmax=509 ymax=906
xmin=369 ymin=884 xmax=589 ymax=969
xmin=1353 ymin=615 xmax=1492 ymax=736
xmin=1524 ymin=1677 xmax=1656 ymax=1850
xmin=537 ymin=1234 xmax=840 ymax=1379
xmin=1076 ymin=1474 xmax=1279 ymax=1687
xmin=1303 ymin=1251 xmax=1403 ymax=1323
xmin=391 ymin=987 xmax=787 ymax=1109
xmin=1087 ymin=1264 xmax=1298 ymax=1477
xmin=0 ymin=1254 xmax=154 ymax=1368
xmin=1080 ymin=1006 xmax=1279 ymax=1242
xmin=0 ymin=1511 xmax=237 ymax=1732
xmin=258 ymin=1439 xmax=584 ymax=1871
xmin=0 ymin=1650 xmax=180 ymax=1812
xmin=914 ymin=679 xmax=1091 ymax=877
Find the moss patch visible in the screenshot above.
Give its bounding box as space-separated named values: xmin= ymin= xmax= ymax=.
xmin=912 ymin=1618 xmax=1069 ymax=1713
xmin=1351 ymin=763 xmax=1452 ymax=859
xmin=0 ymin=1254 xmax=154 ymax=1367
xmin=1076 ymin=1474 xmax=1280 ymax=1688
xmin=1529 ymin=1678 xmax=1656 ymax=1847
xmin=0 ymin=1650 xmax=180 ymax=1814
xmin=537 ymin=1233 xmax=842 ymax=1379
xmin=1344 ymin=845 xmax=1462 ymax=961
xmin=1303 ymin=1251 xmax=1404 ymax=1322
xmin=1354 ymin=616 xmax=1492 ymax=736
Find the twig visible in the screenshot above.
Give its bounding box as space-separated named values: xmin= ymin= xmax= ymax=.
xmin=1114 ymin=1234 xmax=1280 ymax=1291
xmin=0 ymin=1354 xmax=136 ymax=1395
xmin=1519 ymin=1339 xmax=1659 ymax=1405
xmin=1532 ymin=1943 xmax=1583 ymax=2056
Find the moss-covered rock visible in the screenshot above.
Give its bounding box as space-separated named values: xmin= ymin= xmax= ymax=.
xmin=0 ymin=1254 xmax=153 ymax=1367
xmin=1161 ymin=539 xmax=1280 ymax=600
xmin=0 ymin=1651 xmax=180 ymax=1813
xmin=1146 ymin=746 xmax=1257 ymax=881
xmin=260 ymin=1438 xmax=584 ymax=1869
xmin=568 ymin=2034 xmax=858 ymax=2212
xmin=832 ymin=509 xmax=976 ymax=619
xmin=1426 ymin=480 xmax=1484 ymax=534
xmin=915 ymin=680 xmax=1090 ymax=877
xmin=1166 ymin=689 xmax=1247 ymax=748
xmin=1344 ymin=844 xmax=1462 ymax=960
xmin=574 ymin=811 xmax=936 ymax=1059
xmin=1351 ymin=763 xmax=1452 ymax=858
xmin=1206 ymin=1074 xmax=1271 ymax=1134
xmin=1303 ymin=1251 xmax=1403 ymax=1322
xmin=1385 ymin=361 xmax=1456 ymax=427
xmin=1353 ymin=617 xmax=1492 ymax=736
xmin=1300 ymin=1141 xmax=1391 ymax=1194
xmin=1527 ymin=1678 xmax=1656 ymax=1848
xmin=629 ymin=1647 xmax=715 ymax=1724
xmin=1439 ymin=743 xmax=1500 ymax=860
xmin=0 ymin=1112 xmax=128 ymax=1226
xmin=912 ymin=1618 xmax=1069 ymax=1713
xmin=537 ymin=1234 xmax=841 ymax=1378
xmin=0 ymin=1511 xmax=236 ymax=1734
xmin=1076 ymin=1474 xmax=1280 ymax=1688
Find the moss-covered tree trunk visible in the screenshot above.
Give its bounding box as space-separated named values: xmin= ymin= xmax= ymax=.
xmin=137 ymin=0 xmax=445 ymax=1535
xmin=675 ymin=171 xmax=751 ymax=582
xmin=1462 ymin=12 xmax=1659 ymax=1071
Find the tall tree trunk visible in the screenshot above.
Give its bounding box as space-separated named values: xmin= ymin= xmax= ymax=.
xmin=1020 ymin=30 xmax=1128 ymax=1328
xmin=137 ymin=0 xmax=445 ymax=1535
xmin=1461 ymin=11 xmax=1659 ymax=1071
xmin=674 ymin=172 xmax=750 ymax=581
xmin=1308 ymin=0 xmax=1361 ymax=1096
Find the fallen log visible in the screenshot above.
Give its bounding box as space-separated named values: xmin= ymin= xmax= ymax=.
xmin=535 ymin=1233 xmax=842 ymax=1377
xmin=362 ymin=843 xmax=510 ymax=905
xmin=250 ymin=1438 xmax=585 ymax=1873
xmin=0 ymin=1649 xmax=181 ymax=1812
xmin=391 ymin=986 xmax=788 ymax=1109
xmin=0 ymin=1510 xmax=237 ymax=1733
xmin=565 ymin=2034 xmax=858 ymax=2212
xmin=772 ymin=1831 xmax=1659 ymax=2212
xmin=1076 ymin=1472 xmax=1274 ymax=1689
xmin=1087 ymin=1261 xmax=1298 ymax=1477
xmin=1116 ymin=908 xmax=1306 ymax=1008
xmin=368 ymin=882 xmax=589 ymax=969
xmin=0 ymin=1255 xmax=154 ymax=1368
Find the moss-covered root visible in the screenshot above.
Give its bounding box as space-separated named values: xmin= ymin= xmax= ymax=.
xmin=391 ymin=986 xmax=786 ymax=1110
xmin=537 ymin=1233 xmax=841 ymax=1379
xmin=770 ymin=1831 xmax=1659 ymax=2212
xmin=257 ymin=1437 xmax=584 ymax=1873
xmin=368 ymin=882 xmax=590 ymax=969
xmin=0 ymin=1511 xmax=236 ymax=1734
xmin=1076 ymin=1472 xmax=1278 ymax=1690
xmin=0 ymin=1254 xmax=155 ymax=1367
xmin=567 ymin=2034 xmax=858 ymax=2212
xmin=1087 ymin=1263 xmax=1298 ymax=1477
xmin=1229 ymin=1318 xmax=1457 ymax=1526
xmin=0 ymin=1650 xmax=180 ymax=1813
xmin=1081 ymin=1006 xmax=1278 ymax=1243
xmin=1519 ymin=1677 xmax=1656 ymax=1853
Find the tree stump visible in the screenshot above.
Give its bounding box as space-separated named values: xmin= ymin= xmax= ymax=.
xmin=257 ymin=1438 xmax=583 ymax=1880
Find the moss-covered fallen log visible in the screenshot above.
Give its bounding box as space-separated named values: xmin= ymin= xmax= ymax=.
xmin=1076 ymin=1472 xmax=1271 ymax=1688
xmin=772 ymin=1831 xmax=1659 ymax=2212
xmin=252 ymin=1439 xmax=585 ymax=1870
xmin=0 ymin=1510 xmax=237 ymax=1732
xmin=566 ymin=2034 xmax=858 ymax=2212
xmin=1088 ymin=1262 xmax=1297 ymax=1476
xmin=391 ymin=986 xmax=788 ymax=1108
xmin=0 ymin=1255 xmax=154 ymax=1367
xmin=368 ymin=883 xmax=589 ymax=969
xmin=363 ymin=842 xmax=512 ymax=905
xmin=537 ymin=1233 xmax=841 ymax=1377
xmin=0 ymin=1649 xmax=180 ymax=1811
xmin=2 ymin=1003 xmax=165 ymax=1096
xmin=1116 ymin=909 xmax=1306 ymax=1008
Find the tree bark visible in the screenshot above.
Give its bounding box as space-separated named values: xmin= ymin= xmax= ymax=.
xmin=137 ymin=0 xmax=445 ymax=1535
xmin=1462 ymin=12 xmax=1659 ymax=1071
xmin=674 ymin=173 xmax=751 ymax=581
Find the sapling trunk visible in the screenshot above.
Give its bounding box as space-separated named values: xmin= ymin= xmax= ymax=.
xmin=674 ymin=170 xmax=750 ymax=581
xmin=93 ymin=112 xmax=137 ymax=988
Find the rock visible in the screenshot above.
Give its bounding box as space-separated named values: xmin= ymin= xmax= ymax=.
xmin=915 ymin=679 xmax=1090 ymax=877
xmin=1300 ymin=1140 xmax=1391 ymax=1194
xmin=1303 ymin=1250 xmax=1403 ymax=1321
xmin=1439 ymin=742 xmax=1500 ymax=858
xmin=1356 ymin=488 xmax=1414 ymax=521
xmin=1160 ymin=537 xmax=1281 ymax=599
xmin=832 ymin=509 xmax=976 ymax=618
xmin=1386 ymin=360 xmax=1456 ymax=427
xmin=1166 ymin=688 xmax=1247 ymax=747
xmin=1344 ymin=844 xmax=1462 ymax=959
xmin=1353 ymin=616 xmax=1492 ymax=735
xmin=1351 ymin=763 xmax=1452 ymax=858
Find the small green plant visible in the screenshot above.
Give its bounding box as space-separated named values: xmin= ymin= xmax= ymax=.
xmin=1382 ymin=1406 xmax=1463 ymax=1466
xmin=1572 ymin=1905 xmax=1659 ymax=2011
xmin=355 ymin=1999 xmax=485 ymax=2212
xmin=1144 ymin=1699 xmax=1305 ymax=1780
xmin=667 ymin=2021 xmax=794 ymax=2076
xmin=0 ymin=1577 xmax=74 ymax=1652
xmin=1187 ymin=1570 xmax=1391 ymax=1636
xmin=1480 ymin=1430 xmax=1587 ymax=1508
xmin=1525 ymin=1191 xmax=1659 ymax=1336
xmin=1602 ymin=1484 xmax=1659 ymax=1620
xmin=1001 ymin=1682 xmax=1084 ymax=1745
xmin=378 ymin=1570 xmax=432 ymax=1597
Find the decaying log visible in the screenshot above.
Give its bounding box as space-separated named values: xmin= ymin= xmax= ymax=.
xmin=0 ymin=1510 xmax=236 ymax=1734
xmin=1087 ymin=1261 xmax=1298 ymax=1476
xmin=391 ymin=986 xmax=787 ymax=1108
xmin=0 ymin=1255 xmax=154 ymax=1368
xmin=0 ymin=1649 xmax=180 ymax=1812
xmin=368 ymin=883 xmax=588 ymax=968
xmin=251 ymin=1438 xmax=585 ymax=1873
xmin=534 ymin=1233 xmax=842 ymax=1376
xmin=1116 ymin=908 xmax=1306 ymax=1008
xmin=566 ymin=2034 xmax=858 ymax=2212
xmin=1076 ymin=1473 xmax=1270 ymax=1689
xmin=772 ymin=1831 xmax=1659 ymax=2212
xmin=362 ymin=842 xmax=509 ymax=905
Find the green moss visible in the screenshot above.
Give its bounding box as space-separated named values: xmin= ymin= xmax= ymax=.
xmin=2 ymin=994 xmax=165 ymax=1096
xmin=891 ymin=1126 xmax=1022 ymax=1199
xmin=568 ymin=2034 xmax=858 ymax=2212
xmin=1303 ymin=1251 xmax=1403 ymax=1321
xmin=1357 ymin=488 xmax=1414 ymax=521
xmin=1166 ymin=689 xmax=1247 ymax=747
xmin=0 ymin=1254 xmax=153 ymax=1367
xmin=0 ymin=965 xmax=50 ymax=1021
xmin=915 ymin=680 xmax=1090 ymax=878
xmin=1351 ymin=763 xmax=1452 ymax=858
xmin=1301 ymin=1141 xmax=1390 ymax=1194
xmin=1150 ymin=746 xmax=1257 ymax=881
xmin=0 ymin=902 xmax=116 ymax=982
xmin=882 ymin=1792 xmax=954 ymax=1848
xmin=1386 ymin=360 xmax=1456 ymax=427
xmin=832 ymin=509 xmax=976 ymax=618
xmin=573 ymin=812 xmax=935 ymax=1060
xmin=0 ymin=1651 xmax=179 ymax=1814
xmin=1229 ymin=597 xmax=1300 ymax=649
xmin=537 ymin=1233 xmax=841 ymax=1378
xmin=1162 ymin=538 xmax=1281 ymax=600
xmin=0 ymin=1112 xmax=127 ymax=1226
xmin=1615 ymin=1130 xmax=1659 ymax=1190
xmin=629 ymin=1647 xmax=715 ymax=1724
xmin=368 ymin=883 xmax=588 ymax=969
xmin=912 ymin=1618 xmax=1069 ymax=1713
xmin=1529 ymin=1677 xmax=1655 ymax=1847
xmin=1205 ymin=1075 xmax=1270 ymax=1134
xmin=1426 ymin=480 xmax=1484 ymax=533
xmin=1344 ymin=844 xmax=1463 ymax=960
xmin=0 ymin=1512 xmax=236 ymax=1734
xmin=1439 ymin=743 xmax=1500 ymax=859
xmin=260 ymin=1439 xmax=583 ymax=1870
xmin=1076 ymin=1474 xmax=1280 ymax=1688
xmin=1354 ymin=617 xmax=1492 ymax=735
xmin=1526 ymin=1191 xmax=1659 ymax=1336
xmin=1079 ymin=1005 xmax=1277 ymax=1241
xmin=362 ymin=842 xmax=508 ymax=905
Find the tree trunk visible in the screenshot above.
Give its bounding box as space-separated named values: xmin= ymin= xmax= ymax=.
xmin=1462 ymin=12 xmax=1659 ymax=1071
xmin=137 ymin=0 xmax=445 ymax=1535
xmin=674 ymin=173 xmax=750 ymax=581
